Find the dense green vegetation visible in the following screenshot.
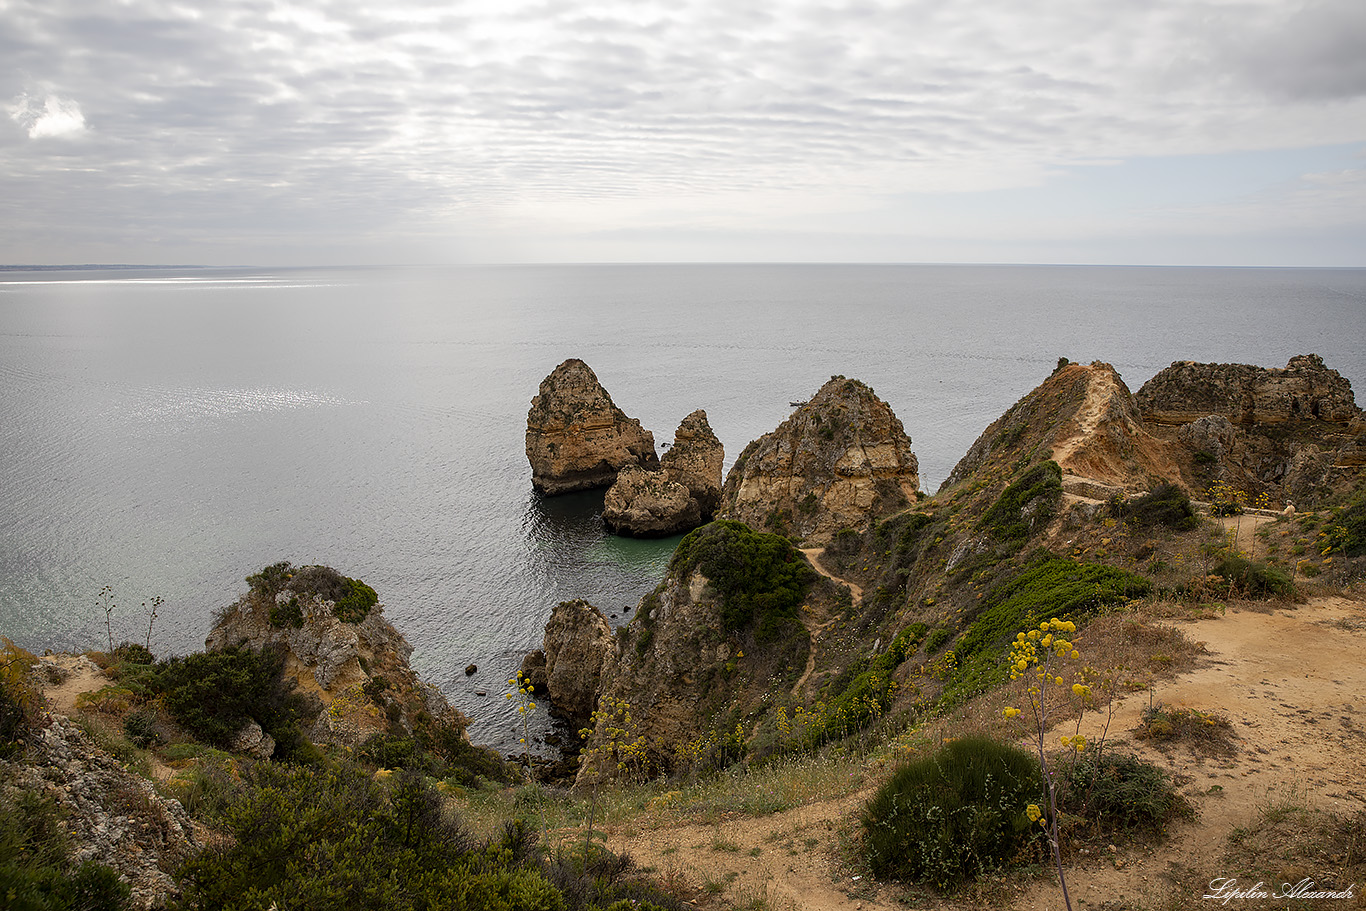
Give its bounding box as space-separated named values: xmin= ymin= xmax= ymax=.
xmin=948 ymin=553 xmax=1150 ymax=702
xmin=1208 ymin=554 xmax=1294 ymax=598
xmin=978 ymin=460 xmax=1062 ymax=545
xmin=816 ymin=624 xmax=928 ymax=746
xmin=669 ymin=520 xmax=817 ymax=642
xmin=1322 ymin=497 xmax=1366 ymax=558
xmin=861 ymin=736 xmax=1042 ymax=891
xmin=1054 ymin=750 xmax=1192 ymax=835
xmin=246 ymin=561 xmax=378 ymax=624
xmin=1109 ymin=483 xmax=1198 ymax=531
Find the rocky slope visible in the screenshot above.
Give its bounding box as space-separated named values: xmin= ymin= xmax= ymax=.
xmin=526 ymin=358 xmax=659 ymax=495
xmin=720 ymin=376 xmax=921 ymax=544
xmin=1 ymin=713 xmax=198 ymax=910
xmin=206 ymin=563 xmax=467 ymax=749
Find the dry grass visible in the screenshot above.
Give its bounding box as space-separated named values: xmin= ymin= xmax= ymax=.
xmin=1218 ymin=800 xmax=1366 ymax=908
xmin=1134 ymin=704 xmax=1238 ymax=757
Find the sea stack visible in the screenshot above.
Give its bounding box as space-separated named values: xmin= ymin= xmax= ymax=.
xmin=720 ymin=376 xmax=920 ymax=543
xmin=525 ymin=359 xmax=659 ymax=495
xmin=661 ymin=409 xmax=725 ymax=519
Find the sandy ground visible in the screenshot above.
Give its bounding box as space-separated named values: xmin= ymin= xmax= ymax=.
xmin=604 ymin=593 xmax=1366 ymax=911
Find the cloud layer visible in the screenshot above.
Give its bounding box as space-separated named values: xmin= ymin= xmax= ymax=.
xmin=2 ymin=0 xmax=1364 ymax=264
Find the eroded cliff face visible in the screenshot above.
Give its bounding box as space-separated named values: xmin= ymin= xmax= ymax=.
xmin=662 ymin=409 xmax=724 ymax=519
xmin=526 ymin=359 xmax=659 ymax=495
xmin=1135 ymin=355 xmax=1365 ymax=506
xmin=207 ymin=564 xmax=466 ymax=748
xmin=720 ymin=377 xmax=920 ymax=543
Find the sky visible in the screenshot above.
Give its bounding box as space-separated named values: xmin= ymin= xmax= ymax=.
xmin=2 ymin=0 xmax=1365 ymax=267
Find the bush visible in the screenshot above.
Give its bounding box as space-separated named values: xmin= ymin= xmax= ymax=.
xmin=978 ymin=461 xmax=1062 ymax=545
xmin=1 ymin=638 xmax=39 ymax=758
xmin=669 ymin=520 xmax=817 ymax=642
xmin=0 ymin=790 xmax=130 ymax=911
xmin=1110 ymin=483 xmax=1198 ymax=531
xmin=861 ymin=735 xmax=1042 ymax=891
xmin=1209 ymin=554 xmax=1294 ymax=598
xmin=1322 ymin=500 xmax=1366 ymax=558
xmin=1055 ymin=750 xmax=1192 ymax=835
xmin=332 ymin=577 xmax=378 ymax=624
xmin=268 ymin=597 xmax=304 ymax=629
xmin=123 ymin=709 xmax=162 ymax=748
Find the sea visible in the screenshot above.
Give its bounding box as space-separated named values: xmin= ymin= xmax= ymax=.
xmin=2 ymin=263 xmax=1364 ymax=752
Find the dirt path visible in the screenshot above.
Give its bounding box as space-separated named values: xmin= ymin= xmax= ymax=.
xmin=793 ymin=549 xmax=863 ymax=696
xmin=607 ymin=594 xmax=1366 ymax=911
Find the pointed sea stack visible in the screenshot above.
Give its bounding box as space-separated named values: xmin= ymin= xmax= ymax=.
xmin=526 ymin=359 xmax=659 ymax=495
xmin=662 ymin=409 xmax=724 ymax=520
xmin=720 ymin=376 xmax=920 ymax=543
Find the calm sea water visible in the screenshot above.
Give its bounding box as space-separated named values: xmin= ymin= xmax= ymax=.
xmin=3 ymin=263 xmax=1364 ymax=749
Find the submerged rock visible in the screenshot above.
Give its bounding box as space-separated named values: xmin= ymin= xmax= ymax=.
xmin=603 ymin=465 xmax=702 ymax=537
xmin=526 ymin=358 xmax=659 ymax=495
xmin=720 ymin=376 xmax=920 ymax=543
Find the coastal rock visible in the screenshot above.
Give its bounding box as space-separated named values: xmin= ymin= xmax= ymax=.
xmin=1135 ymin=355 xmax=1363 ymax=506
xmin=526 ymin=359 xmax=659 ymax=495
xmin=540 ymin=599 xmax=614 ymax=724
xmin=1136 ymin=354 xmax=1360 ymax=426
xmin=1 ymin=715 xmax=198 ymax=910
xmin=720 ymin=376 xmax=920 ymax=543
xmin=206 ymin=562 xmax=468 ymax=748
xmin=603 ymin=465 xmax=703 ymax=537
xmin=661 ymin=409 xmax=725 ymax=519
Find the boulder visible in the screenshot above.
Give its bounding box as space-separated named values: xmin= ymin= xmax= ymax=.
xmin=603 ymin=465 xmax=703 ymax=537
xmin=720 ymin=376 xmax=919 ymax=543
xmin=526 ymin=359 xmax=659 ymax=495
xmin=540 ymin=599 xmax=614 ymax=724
xmin=661 ymin=409 xmax=725 ymax=519
xmin=230 ymin=718 xmax=276 ymax=760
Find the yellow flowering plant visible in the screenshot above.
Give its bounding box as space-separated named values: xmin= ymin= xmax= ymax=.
xmin=1000 ymin=616 xmax=1108 ymax=911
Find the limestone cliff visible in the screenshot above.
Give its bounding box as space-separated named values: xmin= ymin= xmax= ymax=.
xmin=526 ymin=359 xmax=659 ymax=495
xmin=206 ymin=563 xmax=466 ymax=748
xmin=720 ymin=376 xmax=920 ymax=543
xmin=1135 ymin=355 xmax=1364 ymax=506
xmin=662 ymin=409 xmax=724 ymax=519
xmin=602 ymin=466 xmax=703 ymax=537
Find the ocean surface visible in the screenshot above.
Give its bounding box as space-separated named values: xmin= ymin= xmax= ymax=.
xmin=3 ymin=263 xmax=1364 ymax=751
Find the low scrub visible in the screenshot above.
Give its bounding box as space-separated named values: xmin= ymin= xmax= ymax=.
xmin=1209 ymin=554 xmax=1294 ymax=598
xmin=0 ymin=790 xmax=129 ymax=911
xmin=1055 ymin=750 xmax=1193 ymax=836
xmin=978 ymin=461 xmax=1062 ymax=546
xmin=861 ymin=735 xmax=1042 ymax=892
xmin=669 ymin=520 xmax=816 ymax=642
xmin=1109 ymin=483 xmax=1198 ymax=531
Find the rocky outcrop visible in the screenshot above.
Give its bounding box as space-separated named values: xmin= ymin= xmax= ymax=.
xmin=538 ymin=599 xmax=614 ymax=724
xmin=1135 ymin=355 xmax=1364 ymax=507
xmin=207 ymin=563 xmax=467 ymax=748
xmin=602 ymin=466 xmax=702 ymax=537
xmin=720 ymin=376 xmax=920 ymax=543
xmin=1136 ymin=354 xmax=1361 ymax=426
xmin=661 ymin=409 xmax=724 ymax=519
xmin=526 ymin=359 xmax=659 ymax=495
xmin=1 ymin=715 xmax=197 ymax=910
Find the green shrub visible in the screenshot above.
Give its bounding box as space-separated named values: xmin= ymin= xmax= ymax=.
xmin=669 ymin=520 xmax=817 ymax=642
xmin=111 ymin=642 xmax=155 ymax=665
xmin=1322 ymin=500 xmax=1366 ymax=558
xmin=978 ymin=461 xmax=1062 ymax=545
xmin=268 ymin=597 xmax=304 ymax=629
xmin=1055 ymin=750 xmax=1192 ymax=834
xmin=861 ymin=735 xmax=1042 ymax=891
xmin=155 ymin=645 xmax=316 ymax=759
xmin=333 ymin=578 xmax=379 ymax=623
xmin=925 ymin=626 xmax=954 ymax=654
xmin=1110 ymin=483 xmax=1198 ymax=531
xmin=122 ymin=709 xmax=162 ymax=748
xmin=1209 ymin=554 xmax=1294 ymax=598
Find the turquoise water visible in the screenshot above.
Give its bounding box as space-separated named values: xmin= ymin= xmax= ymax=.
xmin=2 ymin=263 xmax=1364 ymax=748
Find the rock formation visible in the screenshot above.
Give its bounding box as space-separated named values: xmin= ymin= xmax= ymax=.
xmin=602 ymin=465 xmax=702 ymax=537
xmin=720 ymin=376 xmax=920 ymax=543
xmin=661 ymin=409 xmax=724 ymax=519
xmin=534 ymin=599 xmax=614 ymax=725
xmin=526 ymin=359 xmax=659 ymax=495
xmin=1 ymin=715 xmax=198 ymax=910
xmin=206 ymin=563 xmax=467 ymax=748
xmin=1136 ymin=354 xmax=1360 ymax=426
xmin=1135 ymin=355 xmax=1364 ymax=506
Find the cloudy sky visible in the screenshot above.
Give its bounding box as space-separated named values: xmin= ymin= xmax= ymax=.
xmin=3 ymin=0 xmax=1365 ymax=266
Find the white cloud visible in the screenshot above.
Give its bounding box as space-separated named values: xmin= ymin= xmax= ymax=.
xmin=8 ymin=92 xmax=87 ymax=139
